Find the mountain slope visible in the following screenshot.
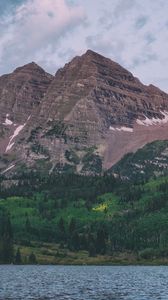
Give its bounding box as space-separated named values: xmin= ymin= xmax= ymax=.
xmin=109 ymin=140 xmax=168 ymax=181
xmin=0 ymin=63 xmax=53 ymax=172
xmin=1 ymin=50 xmax=168 ymax=175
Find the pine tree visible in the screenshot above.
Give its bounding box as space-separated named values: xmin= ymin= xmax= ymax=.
xmin=71 ymin=232 xmax=80 ymax=251
xmin=25 ymin=216 xmax=31 ymax=233
xmin=68 ymin=218 xmax=76 ymax=234
xmin=58 ymin=217 xmax=66 ymax=241
xmin=15 ymin=248 xmax=22 ymax=264
xmin=88 ymin=242 xmax=96 ymax=257
xmin=0 ymin=208 xmax=14 ymax=263
xmin=28 ymin=252 xmax=37 ymax=264
xmin=96 ymin=228 xmax=106 ymax=255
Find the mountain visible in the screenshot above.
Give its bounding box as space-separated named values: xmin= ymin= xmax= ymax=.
xmin=0 ymin=50 xmax=168 ymax=176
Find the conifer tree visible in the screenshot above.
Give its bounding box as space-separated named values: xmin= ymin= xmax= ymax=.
xmin=15 ymin=248 xmax=22 ymax=264
xmin=0 ymin=208 xmax=14 ymax=263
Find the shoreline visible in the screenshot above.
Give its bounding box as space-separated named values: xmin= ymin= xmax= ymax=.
xmin=1 ymin=260 xmax=168 ymax=266
xmin=7 ymin=243 xmax=168 ymax=266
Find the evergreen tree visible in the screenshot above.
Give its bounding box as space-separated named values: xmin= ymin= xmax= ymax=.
xmin=0 ymin=208 xmax=14 ymax=264
xmin=96 ymin=228 xmax=106 ymax=255
xmin=88 ymin=242 xmax=96 ymax=257
xmin=25 ymin=216 xmax=31 ymax=233
xmin=68 ymin=218 xmax=76 ymax=234
xmin=15 ymin=248 xmax=22 ymax=264
xmin=28 ymin=252 xmax=37 ymax=264
xmin=70 ymin=232 xmax=80 ymax=251
xmin=57 ymin=217 xmax=66 ymax=241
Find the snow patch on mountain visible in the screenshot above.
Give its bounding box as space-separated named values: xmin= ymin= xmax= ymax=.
xmin=1 ymin=164 xmax=15 ymax=174
xmin=5 ymin=116 xmax=31 ymax=152
xmin=136 ymin=111 xmax=168 ymax=126
xmin=110 ymin=126 xmax=133 ymax=133
xmin=3 ymin=114 xmax=13 ymax=126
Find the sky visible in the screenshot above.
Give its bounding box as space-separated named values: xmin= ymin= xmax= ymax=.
xmin=0 ymin=0 xmax=168 ymax=92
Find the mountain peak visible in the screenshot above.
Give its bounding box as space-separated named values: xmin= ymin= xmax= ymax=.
xmin=81 ymin=49 xmax=111 ymax=63
xmin=84 ymin=49 xmax=101 ymax=57
xmin=56 ymin=49 xmax=133 ymax=82
xmin=13 ymin=62 xmax=47 ymax=75
xmin=77 ymin=49 xmax=134 ymax=79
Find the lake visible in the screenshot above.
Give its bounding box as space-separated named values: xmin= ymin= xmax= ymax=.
xmin=0 ymin=265 xmax=168 ymax=299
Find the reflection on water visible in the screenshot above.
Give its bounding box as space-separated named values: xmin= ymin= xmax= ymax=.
xmin=0 ymin=265 xmax=168 ymax=300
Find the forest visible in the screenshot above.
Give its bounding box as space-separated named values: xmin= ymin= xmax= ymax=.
xmin=0 ymin=172 xmax=168 ymax=264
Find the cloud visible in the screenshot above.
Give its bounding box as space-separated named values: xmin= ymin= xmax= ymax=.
xmin=135 ymin=16 xmax=148 ymax=29
xmin=85 ymin=0 xmax=168 ymax=92
xmin=0 ymin=0 xmax=24 ymax=14
xmin=0 ymin=0 xmax=85 ymax=74
xmin=86 ymin=35 xmax=125 ymax=63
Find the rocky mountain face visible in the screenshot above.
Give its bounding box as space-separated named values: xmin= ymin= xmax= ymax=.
xmin=0 ymin=63 xmax=53 ymax=171
xmin=0 ymin=50 xmax=168 ymax=176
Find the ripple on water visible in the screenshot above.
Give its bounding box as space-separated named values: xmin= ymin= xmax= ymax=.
xmin=0 ymin=266 xmax=168 ymax=300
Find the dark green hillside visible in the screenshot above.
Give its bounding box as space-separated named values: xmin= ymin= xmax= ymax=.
xmin=110 ymin=140 xmax=168 ymax=181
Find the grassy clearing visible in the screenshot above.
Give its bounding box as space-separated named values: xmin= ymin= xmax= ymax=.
xmin=14 ymin=242 xmax=168 ymax=265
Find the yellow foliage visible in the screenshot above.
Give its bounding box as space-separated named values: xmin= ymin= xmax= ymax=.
xmin=92 ymin=203 xmax=108 ymax=212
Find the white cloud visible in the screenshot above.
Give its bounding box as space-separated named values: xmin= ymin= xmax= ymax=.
xmin=14 ymin=0 xmax=85 ymax=48
xmin=0 ymin=0 xmax=85 ymax=73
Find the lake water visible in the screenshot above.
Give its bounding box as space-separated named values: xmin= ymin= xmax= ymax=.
xmin=0 ymin=265 xmax=168 ymax=299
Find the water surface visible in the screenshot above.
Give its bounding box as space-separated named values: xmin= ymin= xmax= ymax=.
xmin=0 ymin=265 xmax=168 ymax=299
